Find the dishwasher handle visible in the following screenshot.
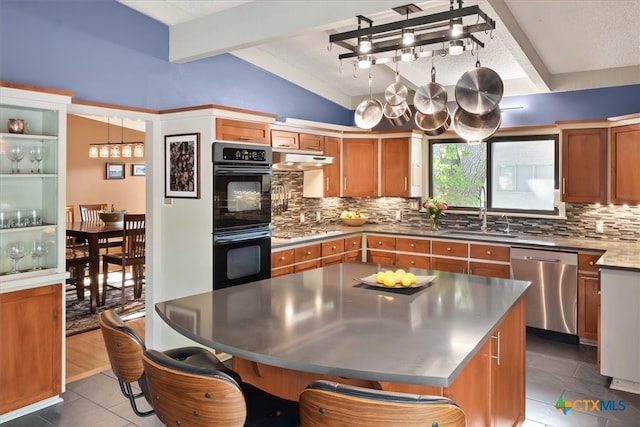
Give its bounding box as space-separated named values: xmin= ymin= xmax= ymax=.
xmin=523 ymin=255 xmax=564 ymax=263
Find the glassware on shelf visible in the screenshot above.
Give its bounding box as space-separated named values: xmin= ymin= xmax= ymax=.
xmin=6 ymin=242 xmax=26 ymax=273
xmin=28 ymin=146 xmax=44 ymax=173
xmin=29 ymin=239 xmax=46 ymax=270
xmin=6 ymin=145 xmax=26 ymax=173
xmin=27 ymin=209 xmax=42 ymax=226
xmin=12 ymin=210 xmax=28 ymax=228
xmin=0 ymin=211 xmax=10 ymax=229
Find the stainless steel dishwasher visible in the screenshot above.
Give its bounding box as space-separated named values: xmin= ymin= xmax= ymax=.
xmin=510 ymin=247 xmax=578 ymax=335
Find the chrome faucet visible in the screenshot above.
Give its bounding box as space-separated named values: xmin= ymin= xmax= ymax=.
xmin=479 ymin=186 xmax=487 ymax=232
xmin=502 ymin=214 xmax=511 ymax=234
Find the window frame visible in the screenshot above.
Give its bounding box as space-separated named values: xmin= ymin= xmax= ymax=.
xmin=428 ymin=134 xmax=560 ymax=216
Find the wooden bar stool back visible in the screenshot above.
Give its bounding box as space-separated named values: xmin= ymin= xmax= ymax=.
xmin=299 ymin=380 xmax=466 ymax=427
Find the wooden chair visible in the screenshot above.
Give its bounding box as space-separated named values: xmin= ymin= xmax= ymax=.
xmin=101 ymin=213 xmax=145 ymax=310
xmin=299 ymin=380 xmax=466 ymax=427
xmin=142 ymin=348 xmax=300 ymax=427
xmin=79 ymin=203 xmax=122 ymax=252
xmin=98 ymin=310 xmax=238 ymax=418
xmin=66 ymin=204 xmax=89 ymax=300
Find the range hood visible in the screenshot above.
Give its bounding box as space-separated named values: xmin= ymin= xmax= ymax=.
xmin=272 ymin=150 xmax=334 ymax=171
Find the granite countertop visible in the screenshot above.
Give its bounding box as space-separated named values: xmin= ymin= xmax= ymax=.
xmin=156 ymin=262 xmax=530 ymax=387
xmin=271 ymin=224 xmax=640 ymax=271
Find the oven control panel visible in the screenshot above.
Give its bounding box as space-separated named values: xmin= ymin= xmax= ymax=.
xmin=222 ymin=147 xmax=267 ymax=162
xmin=213 ymin=141 xmax=272 ymax=164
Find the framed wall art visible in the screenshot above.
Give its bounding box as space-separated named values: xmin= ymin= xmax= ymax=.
xmin=106 ymin=163 xmax=125 ymax=180
xmin=164 ymin=133 xmax=200 ymax=199
xmin=132 ymin=164 xmax=146 ymax=176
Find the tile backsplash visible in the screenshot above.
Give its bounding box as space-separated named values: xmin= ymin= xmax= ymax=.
xmin=272 ymin=171 xmax=639 ymax=242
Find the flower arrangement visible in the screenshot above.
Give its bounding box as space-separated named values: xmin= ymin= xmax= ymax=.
xmin=422 ymin=198 xmax=448 ymax=231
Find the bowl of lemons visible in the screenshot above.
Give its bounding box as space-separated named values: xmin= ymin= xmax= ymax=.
xmin=358 ymin=269 xmax=435 ymax=289
xmin=340 ymin=210 xmax=367 ymax=226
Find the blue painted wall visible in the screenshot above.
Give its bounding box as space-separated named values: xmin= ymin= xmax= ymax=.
xmin=1 ymin=0 xmax=638 ymax=128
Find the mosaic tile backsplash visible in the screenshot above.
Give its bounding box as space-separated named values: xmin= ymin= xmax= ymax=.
xmin=271 ymin=171 xmax=639 ymax=242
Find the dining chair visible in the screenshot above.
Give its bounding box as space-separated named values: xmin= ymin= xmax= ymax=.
xmin=66 ymin=204 xmax=89 ymax=300
xmin=299 ymin=380 xmax=466 ymax=427
xmin=142 ymin=348 xmax=300 ymax=427
xmin=79 ymin=203 xmax=122 ymax=252
xmin=98 ymin=310 xmax=240 ymax=418
xmin=101 ymin=213 xmax=145 ymax=310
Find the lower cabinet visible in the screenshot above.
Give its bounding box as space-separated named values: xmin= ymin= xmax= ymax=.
xmin=0 ymin=284 xmax=62 ymax=415
xmin=578 ymin=252 xmax=602 ymax=343
xmin=294 ymin=243 xmax=322 ymax=273
xmin=469 ymin=243 xmax=511 ymax=279
xmin=344 ymin=236 xmax=362 ymax=262
xmin=431 ymin=241 xmax=468 ymax=274
xmin=366 ymin=235 xmax=396 ymax=266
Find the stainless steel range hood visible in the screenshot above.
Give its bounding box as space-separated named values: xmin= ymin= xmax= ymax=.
xmin=272 ymin=150 xmax=334 ymax=171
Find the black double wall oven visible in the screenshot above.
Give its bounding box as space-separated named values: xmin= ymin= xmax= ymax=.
xmin=212 ymin=142 xmax=272 ymax=290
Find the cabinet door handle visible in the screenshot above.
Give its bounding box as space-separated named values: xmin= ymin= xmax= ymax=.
xmin=411 ymin=243 xmax=415 ymax=248
xmin=326 ymin=177 xmax=329 ymax=191
xmin=306 ymin=251 xmax=312 ymax=255
xmin=280 ymin=257 xmax=286 ymax=261
xmin=404 ymin=177 xmax=407 ymax=191
xmin=589 ymin=261 xmax=594 ymax=266
xmin=344 ymin=177 xmax=347 ymax=190
xmin=491 ymin=332 xmax=501 ymax=366
xmin=352 ymin=242 xmax=357 ymax=246
xmin=410 ymin=260 xmax=415 ymax=265
xmin=447 ymin=247 xmax=452 ymax=251
xmin=487 ymin=250 xmax=492 ymax=255
xmin=378 ymin=241 xmax=383 ymax=246
xmin=562 ymin=177 xmax=566 ymax=195
xmin=332 ymin=245 xmax=337 ymax=250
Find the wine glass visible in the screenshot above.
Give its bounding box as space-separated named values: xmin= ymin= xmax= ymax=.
xmin=6 ymin=242 xmax=26 ymax=273
xmin=29 ymin=239 xmax=47 ymax=270
xmin=6 ymin=145 xmax=25 ymax=173
xmin=28 ymin=146 xmax=43 ymax=173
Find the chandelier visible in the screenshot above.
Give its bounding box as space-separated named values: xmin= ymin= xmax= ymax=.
xmin=88 ymin=117 xmax=144 ymax=158
xmin=329 ymin=1 xmax=495 ymax=67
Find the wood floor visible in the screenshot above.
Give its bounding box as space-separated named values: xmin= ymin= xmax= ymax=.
xmin=65 ymin=317 xmax=145 ymax=384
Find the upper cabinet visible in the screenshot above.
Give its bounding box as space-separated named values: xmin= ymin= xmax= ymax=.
xmin=271 ymin=129 xmax=323 ymax=151
xmin=561 ymin=128 xmax=607 ymax=203
xmin=0 ymin=86 xmax=70 ymax=281
xmin=215 ymin=118 xmax=270 ymax=145
xmin=611 ymin=124 xmax=640 ymax=204
xmin=380 ymin=136 xmax=421 ymax=197
xmin=323 ymin=136 xmax=341 ymax=197
xmin=342 ymin=138 xmax=378 ymax=197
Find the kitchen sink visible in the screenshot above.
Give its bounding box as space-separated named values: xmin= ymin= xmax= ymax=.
xmin=441 ymin=230 xmax=518 ymax=239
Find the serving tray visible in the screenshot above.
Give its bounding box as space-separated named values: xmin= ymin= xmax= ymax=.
xmin=357 ymin=274 xmax=436 ymax=289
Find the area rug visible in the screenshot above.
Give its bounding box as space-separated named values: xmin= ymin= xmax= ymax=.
xmin=65 ymin=273 xmax=145 ymax=337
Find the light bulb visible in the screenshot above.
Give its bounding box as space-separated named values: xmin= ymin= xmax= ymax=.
xmin=449 ymin=40 xmax=464 ymax=55
xmin=110 ymin=145 xmax=121 ymax=158
xmin=450 ymin=18 xmax=463 ymax=36
xmin=359 ymin=38 xmax=372 ymax=53
xmin=358 ymin=55 xmax=373 ymax=69
xmin=89 ymin=145 xmax=99 ymax=158
xmin=401 ymin=47 xmax=414 ymax=62
xmin=134 ymin=144 xmax=145 ymax=158
xmin=121 ymin=145 xmax=132 ymax=157
xmin=402 ymin=29 xmax=415 ymax=46
xmin=99 ymin=146 xmax=110 ymax=158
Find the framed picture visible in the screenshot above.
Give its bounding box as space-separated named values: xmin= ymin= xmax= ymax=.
xmin=106 ymin=163 xmax=125 ymax=180
xmin=165 ymin=303 xmax=200 ymax=334
xmin=165 ymin=133 xmax=200 ymax=199
xmin=132 ymin=164 xmax=146 ymax=176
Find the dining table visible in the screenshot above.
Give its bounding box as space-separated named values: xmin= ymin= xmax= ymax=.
xmin=66 ymin=221 xmax=123 ymax=313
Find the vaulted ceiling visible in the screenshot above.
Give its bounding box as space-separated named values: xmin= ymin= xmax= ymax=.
xmin=118 ymin=0 xmax=640 ymax=109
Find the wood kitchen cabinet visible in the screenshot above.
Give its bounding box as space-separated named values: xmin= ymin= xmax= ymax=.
xmin=431 ymin=240 xmax=469 ymax=274
xmin=611 ymin=124 xmax=640 ymax=203
xmin=321 ymin=238 xmax=345 ymax=266
xmin=271 ymin=248 xmax=294 ymax=277
xmin=299 ymin=133 xmax=323 ymax=151
xmin=381 ymin=137 xmax=410 ymax=196
xmin=578 ymin=252 xmax=603 ymax=343
xmin=271 ymin=129 xmax=299 ymax=149
xmin=469 ymin=243 xmax=511 ymax=279
xmin=294 ymin=243 xmax=322 ymax=272
xmin=561 ymin=128 xmax=607 ymax=203
xmin=0 ymin=284 xmax=62 ymax=415
xmin=395 ymin=237 xmax=430 ymax=270
xmin=342 ymin=138 xmax=378 ymax=197
xmin=323 ymin=136 xmax=341 ymax=197
xmin=366 ymin=235 xmax=396 ymax=265
xmin=344 ymin=236 xmax=362 ymax=262
xmin=215 ymin=118 xmax=270 ymax=144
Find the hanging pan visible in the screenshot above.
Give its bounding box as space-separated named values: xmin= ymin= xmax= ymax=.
xmin=383 ymin=100 xmax=412 ymax=126
xmin=455 ymin=61 xmax=504 ymax=115
xmin=354 ymin=73 xmax=383 ymax=129
xmin=384 ymin=62 xmax=408 ymax=106
xmin=452 ymin=106 xmax=502 ymax=143
xmin=414 ymin=66 xmax=448 ymax=115
xmin=415 ymin=108 xmax=451 ymax=136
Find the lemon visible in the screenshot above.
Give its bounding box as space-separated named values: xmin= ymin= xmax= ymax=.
xmin=375 ymin=271 xmax=385 ymax=284
xmin=400 ymin=275 xmax=413 ymax=287
xmin=395 ymin=268 xmax=406 ymax=276
xmin=406 ymin=272 xmax=417 ymax=284
xmin=384 ymin=270 xmax=394 ymax=276
xmin=383 ymin=275 xmax=398 ymax=287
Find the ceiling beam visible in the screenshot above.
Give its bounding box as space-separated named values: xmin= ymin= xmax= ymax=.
xmin=486 ymin=0 xmax=551 ymax=93
xmin=169 ymin=1 xmax=412 ymax=63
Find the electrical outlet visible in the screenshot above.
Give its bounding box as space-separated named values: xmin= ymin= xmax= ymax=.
xmin=300 ymin=213 xmax=305 ymax=223
xmin=395 ymin=210 xmax=402 ymax=220
xmin=595 ymin=220 xmax=604 ymax=234
xmin=316 ymin=211 xmax=321 ymax=221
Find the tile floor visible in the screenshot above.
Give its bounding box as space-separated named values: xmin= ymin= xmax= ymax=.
xmin=4 ymin=332 xmax=640 ymax=427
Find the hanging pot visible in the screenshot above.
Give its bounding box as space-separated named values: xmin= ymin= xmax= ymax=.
xmin=452 ymin=106 xmax=502 ymax=143
xmin=455 ymin=61 xmax=504 ymax=115
xmin=415 ymin=108 xmax=451 ymax=136
xmin=383 ymin=101 xmax=412 ymax=126
xmin=384 ymin=71 xmax=408 ymax=106
xmin=354 ymin=73 xmax=383 ymax=129
xmin=414 ymin=66 xmax=448 ymax=115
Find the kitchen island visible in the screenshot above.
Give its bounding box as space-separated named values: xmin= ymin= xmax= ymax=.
xmin=156 ymin=262 xmax=530 ymax=426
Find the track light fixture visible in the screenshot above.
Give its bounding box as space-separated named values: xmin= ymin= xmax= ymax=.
xmin=329 ymin=1 xmax=494 ymax=65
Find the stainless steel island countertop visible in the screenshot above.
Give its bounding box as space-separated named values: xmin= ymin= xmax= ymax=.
xmin=156 ymin=262 xmax=530 ymax=387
